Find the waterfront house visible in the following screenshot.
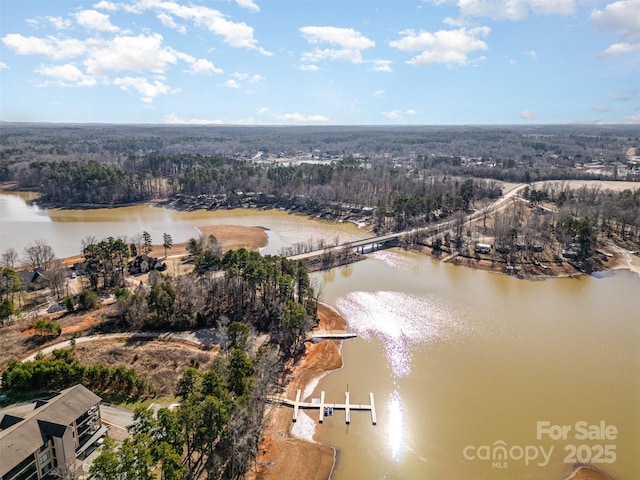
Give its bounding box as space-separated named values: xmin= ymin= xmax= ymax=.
xmin=474 ymin=243 xmax=492 ymax=254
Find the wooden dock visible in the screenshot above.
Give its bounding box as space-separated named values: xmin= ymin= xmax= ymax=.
xmin=270 ymin=389 xmax=377 ymax=425
xmin=308 ymin=332 xmax=358 ymax=340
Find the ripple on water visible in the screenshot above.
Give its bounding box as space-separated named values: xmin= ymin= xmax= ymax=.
xmin=335 ymin=291 xmax=463 ymax=377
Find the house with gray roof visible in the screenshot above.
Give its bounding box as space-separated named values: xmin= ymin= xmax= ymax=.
xmin=0 ymin=385 xmax=105 ymax=480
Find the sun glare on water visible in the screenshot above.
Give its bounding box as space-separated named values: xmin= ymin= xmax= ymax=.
xmin=336 ymin=291 xmax=461 ymax=377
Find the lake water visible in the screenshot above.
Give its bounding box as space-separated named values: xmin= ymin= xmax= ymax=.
xmin=0 ymin=192 xmax=368 ymax=258
xmin=306 ymin=251 xmax=640 ymax=480
xmin=1 ymin=192 xmax=638 ymax=479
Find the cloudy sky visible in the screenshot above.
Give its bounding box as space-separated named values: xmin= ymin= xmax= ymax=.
xmin=0 ymin=0 xmax=638 ymax=125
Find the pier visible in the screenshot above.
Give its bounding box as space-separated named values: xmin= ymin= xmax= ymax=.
xmin=308 ymin=332 xmax=358 ymax=341
xmin=270 ymin=389 xmax=377 ymax=425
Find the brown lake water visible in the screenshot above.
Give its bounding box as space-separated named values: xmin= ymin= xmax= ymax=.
xmin=299 ymin=251 xmax=640 ymax=480
xmin=0 ymin=192 xmax=368 ymax=258
xmin=1 ymin=192 xmax=638 ymax=479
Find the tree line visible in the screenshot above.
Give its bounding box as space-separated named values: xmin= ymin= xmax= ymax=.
xmin=1 ymin=349 xmax=149 ymax=397
xmin=116 ymin=246 xmax=315 ymax=358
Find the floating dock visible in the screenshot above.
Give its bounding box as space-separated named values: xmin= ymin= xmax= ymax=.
xmin=270 ymin=389 xmax=377 ymax=425
xmin=309 ymin=332 xmax=358 ymax=340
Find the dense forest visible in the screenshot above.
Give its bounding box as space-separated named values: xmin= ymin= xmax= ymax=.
xmin=114 ymin=246 xmax=316 ymax=358
xmin=1 ymin=124 xmax=637 ymax=163
xmin=1 ymin=126 xmax=638 ymax=233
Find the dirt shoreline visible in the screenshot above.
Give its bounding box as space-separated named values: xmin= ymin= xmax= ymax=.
xmin=249 ymin=303 xmax=345 ymax=480
xmin=59 ymin=224 xmax=269 ymax=268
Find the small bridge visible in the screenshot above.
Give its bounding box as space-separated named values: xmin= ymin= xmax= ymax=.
xmin=286 ymin=183 xmax=528 ymax=266
xmin=269 ymin=389 xmax=377 ymax=425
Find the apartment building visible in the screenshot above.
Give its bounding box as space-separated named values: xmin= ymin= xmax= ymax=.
xmin=0 ymin=385 xmax=106 ymax=480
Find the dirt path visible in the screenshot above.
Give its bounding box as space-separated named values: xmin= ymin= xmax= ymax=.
xmin=20 ymin=329 xmax=221 ymax=362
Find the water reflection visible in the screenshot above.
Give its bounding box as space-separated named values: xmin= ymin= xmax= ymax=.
xmin=0 ymin=193 xmax=50 ymax=223
xmin=335 ymin=291 xmax=461 ymax=377
xmin=387 ymin=390 xmax=405 ymax=462
xmin=317 ymin=255 xmax=640 ymax=480
xmin=339 ymin=265 xmax=353 ymax=278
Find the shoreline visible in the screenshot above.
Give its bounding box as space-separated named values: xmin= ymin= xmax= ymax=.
xmin=250 ymin=303 xmax=346 ymax=480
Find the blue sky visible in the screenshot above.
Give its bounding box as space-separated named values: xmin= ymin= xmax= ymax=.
xmin=0 ymin=0 xmax=638 ymax=125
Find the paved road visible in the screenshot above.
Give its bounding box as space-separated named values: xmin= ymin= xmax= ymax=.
xmin=100 ymin=403 xmax=134 ymax=430
xmin=289 ymin=182 xmax=528 ymax=261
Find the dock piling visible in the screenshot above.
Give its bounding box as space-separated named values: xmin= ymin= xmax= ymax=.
xmin=319 ymin=390 xmax=325 ymax=423
xmin=345 ymin=391 xmax=350 ymax=424
xmin=369 ymin=393 xmax=377 ymax=425
xmin=293 ymin=388 xmax=301 ymax=422
xmin=270 ymin=390 xmax=377 ymax=426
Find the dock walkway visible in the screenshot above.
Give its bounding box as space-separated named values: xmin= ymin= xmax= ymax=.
xmin=269 ymin=389 xmax=377 ymax=425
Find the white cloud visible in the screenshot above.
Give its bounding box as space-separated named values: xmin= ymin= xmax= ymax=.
xmin=187 ymin=58 xmax=223 ymax=75
xmin=455 ymin=0 xmax=575 ymax=20
xmin=374 ymin=89 xmax=385 ymax=96
xmin=298 ymin=64 xmax=320 ymax=71
xmin=370 ymin=59 xmax=393 ymax=72
xmin=0 ymin=62 xmax=8 ymax=69
xmin=2 ymin=34 xmax=87 ymax=60
xmin=274 ymin=113 xmax=330 ymax=122
xmin=598 ymin=42 xmax=640 ymax=59
xmin=130 ymin=0 xmax=271 ymax=55
xmin=524 ymin=49 xmax=537 ymax=60
xmin=224 ymin=72 xmax=263 ymax=90
xmin=389 ymin=27 xmax=490 ymax=66
xmin=48 ymin=16 xmax=73 ymax=30
xmin=234 ymin=116 xmax=257 ymax=124
xmin=607 ymin=89 xmax=636 ymax=101
xmin=591 ymin=0 xmax=640 ymax=58
xmin=592 ymin=104 xmax=611 ymax=113
xmin=35 ymin=63 xmax=97 ymax=87
xmin=528 ymin=0 xmax=574 ymax=16
xmin=300 ymin=26 xmax=375 ymax=64
xmin=519 ymin=109 xmax=539 ymax=119
xmin=93 ymin=1 xmax=118 ymax=11
xmin=165 ymin=113 xmax=224 ymax=124
xmin=113 ymin=76 xmax=179 ymax=103
xmin=381 ymin=110 xmax=404 ymax=121
xmin=591 ymin=0 xmax=640 ymax=33
xmin=621 ymin=114 xmax=640 ymax=124
xmin=381 ymin=109 xmax=416 ymax=121
xmin=458 ymin=0 xmax=529 ymax=19
xmin=84 ymin=34 xmax=179 ymax=75
xmin=258 ymin=107 xmax=269 ymax=114
xmin=2 ymin=29 xmax=228 ymax=104
xmin=75 ymin=9 xmax=120 ymax=32
xmin=157 ymin=13 xmax=187 ymax=34
xmin=235 ymin=0 xmax=260 ymax=13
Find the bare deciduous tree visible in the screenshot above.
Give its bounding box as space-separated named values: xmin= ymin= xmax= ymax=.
xmin=22 ymin=240 xmax=57 ymax=271
xmin=1 ymin=248 xmax=19 ymax=268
